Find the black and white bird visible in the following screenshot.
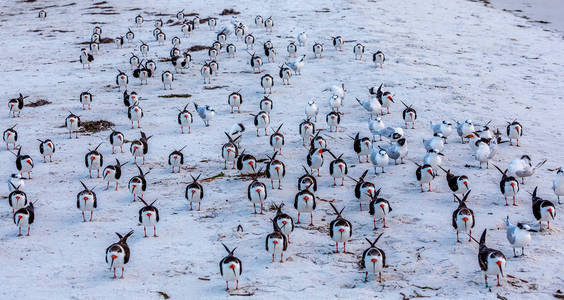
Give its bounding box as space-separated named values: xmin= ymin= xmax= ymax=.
xmin=194 ymin=103 xmax=216 ymax=127
xmin=14 ymin=202 xmax=35 ymax=236
xmin=79 ymin=48 xmax=94 ymax=69
xmin=109 ymin=130 xmax=125 ymax=154
xmin=401 ymin=101 xmax=417 ymax=129
xmin=79 ymin=91 xmax=93 ymax=110
xmin=273 ymin=203 xmax=294 ymax=243
xmin=77 ymin=181 xmax=97 ymax=222
xmin=237 ymin=150 xmax=257 ymax=176
xmin=228 ymin=90 xmax=243 ymax=113
xmin=310 ymin=130 xmax=327 ymax=150
xmin=145 ymin=59 xmax=157 ymax=74
xmin=171 ymin=36 xmax=181 ymax=47
xmin=133 ymin=65 xmax=152 ymax=85
xmin=248 ymin=52 xmax=263 ymax=73
xmin=115 ymin=36 xmax=124 ymax=48
xmin=226 ymin=43 xmax=236 ymax=57
xmin=269 ymin=124 xmax=284 ymax=154
xmin=168 ymin=145 xmax=187 ymax=173
xmin=116 ymin=70 xmax=128 ymax=91
xmin=414 ymin=162 xmax=437 ymax=192
xmin=352 ymin=133 xmax=372 ymax=163
xmin=105 ymin=231 xmax=134 ymax=279
xmin=185 ymin=174 xmax=204 ymax=211
xmin=294 ymin=189 xmax=316 ymax=225
xmin=177 ymin=103 xmax=193 ymax=134
xmin=353 ymin=43 xmax=365 ymax=60
xmin=439 ymin=167 xmax=469 ymax=202
xmin=452 ymin=192 xmax=474 ymax=243
xmin=312 ymin=42 xmax=323 ymax=58
xmin=161 ymin=70 xmax=174 ymax=89
xmin=329 ymin=203 xmax=352 ymax=253
xmin=134 ymin=15 xmax=143 ymax=27
xmin=264 ymin=43 xmax=277 ymax=63
xmin=332 ymin=36 xmax=343 ymax=51
xmin=84 ymin=143 xmax=103 ymax=178
xmin=65 ymin=111 xmax=81 ymax=139
xmin=261 ymin=74 xmax=274 ymax=94
xmin=201 ymin=62 xmax=213 ymax=84
xmin=255 ymin=15 xmax=264 ymax=27
xmin=297 ymin=32 xmax=307 ymax=46
xmin=279 ymin=64 xmax=291 ymax=85
xmin=38 ymin=9 xmax=47 ymax=20
xmin=350 ymin=170 xmax=376 ymax=211
xmin=219 ymin=243 xmax=242 ymax=291
xmin=478 ymin=229 xmax=506 ymax=287
xmin=208 ymin=18 xmax=217 ymax=30
xmin=128 ymin=164 xmax=149 ymax=202
xmin=222 ymin=132 xmax=240 ymax=169
xmin=306 ymin=147 xmax=329 ymax=177
xmin=298 ymin=166 xmax=317 ymax=193
xmin=244 ymin=33 xmax=255 ymax=49
xmin=248 ymin=171 xmax=267 ymax=214
xmin=8 ymin=182 xmax=27 ymax=214
xmin=505 ymin=216 xmax=535 ymax=257
xmin=361 ymin=233 xmax=386 ymax=282
xmin=506 ymin=120 xmax=523 ymax=146
xmin=181 ymin=22 xmax=193 ymax=37
xmin=8 ymin=93 xmax=26 ymax=118
xmin=14 ymin=147 xmax=33 ymax=179
xmin=326 ymin=111 xmax=341 ymax=132
xmin=251 ymin=111 xmax=270 ymax=136
xmin=129 ymin=132 xmax=151 ymax=165
xmin=328 ymin=152 xmax=348 ymax=186
xmin=531 ymin=187 xmax=556 ymax=231
xmin=138 ymin=197 xmax=159 ymax=237
xmin=8 ymin=173 xmax=26 ymax=192
xmin=3 ymin=125 xmax=17 ymax=150
xmin=127 ymin=104 xmax=144 ymax=128
xmin=299 ymin=119 xmax=315 ymax=145
xmin=264 ymin=16 xmax=274 ymax=31
xmin=493 ymin=164 xmax=520 ymax=206
xmin=373 ymin=50 xmax=385 ymax=68
xmin=129 ymin=53 xmax=140 ymax=70
xmin=265 ymin=220 xmax=288 ymax=263
xmin=103 ymin=159 xmax=127 ymax=191
xmin=265 ymin=151 xmax=286 ymax=189
xmin=287 ymin=42 xmax=297 ymax=57
xmin=368 ymin=188 xmax=392 ymax=229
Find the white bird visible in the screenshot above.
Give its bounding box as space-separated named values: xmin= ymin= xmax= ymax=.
xmin=370 ymin=146 xmax=389 ymax=174
xmin=329 ymin=95 xmax=343 ymax=112
xmin=507 ymin=155 xmax=546 ymax=184
xmin=475 ymin=140 xmax=493 ymax=169
xmin=505 ymin=216 xmax=534 ymax=257
xmin=325 ymin=84 xmax=346 ymax=100
xmin=355 ymin=97 xmax=381 ymax=119
xmin=8 ymin=173 xmax=25 ymax=192
xmin=194 ymin=103 xmax=215 ymax=127
xmin=305 ymin=100 xmax=319 ymax=122
xmin=285 ymin=54 xmax=306 ymax=75
xmin=550 ymin=167 xmax=564 ymax=204
xmin=297 ymin=32 xmax=307 ymax=46
xmin=456 ymin=120 xmax=475 ymax=143
xmin=423 ymin=134 xmax=446 ymax=152
xmin=430 ymin=121 xmax=453 ymax=140
xmin=423 ymin=149 xmax=444 ymax=167
xmin=368 ymin=117 xmax=385 ymax=141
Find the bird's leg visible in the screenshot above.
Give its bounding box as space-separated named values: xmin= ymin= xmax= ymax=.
xmin=333 ymin=178 xmax=336 ymax=186
xmin=190 ymin=202 xmax=193 ymax=211
xmin=513 ymin=196 xmax=517 ymax=206
xmin=236 ymin=280 xmax=239 ymax=289
xmin=90 ymin=211 xmax=93 ymax=222
xmin=428 ymin=183 xmax=431 ymax=192
xmin=106 ymin=181 xmax=110 ymax=190
xmin=496 ymin=274 xmax=500 ymax=286
xmin=253 ymin=203 xmax=257 ymax=214
xmin=144 ymin=226 xmax=147 ymax=237
xmin=468 ymin=230 xmax=472 ymax=242
xmin=272 ymin=253 xmax=274 ymax=262
xmin=379 ymin=272 xmax=382 ymax=283
xmin=198 ymin=202 xmax=201 ymax=211
xmin=309 ymin=213 xmax=314 ymax=226
xmin=485 ymin=274 xmax=488 ymax=287
xmin=383 ymin=216 xmax=388 ymax=228
xmin=335 ymin=242 xmax=339 ymax=253
xmin=373 ymin=218 xmax=376 ymax=230
xmin=82 ymin=212 xmax=86 ymax=222
xmin=113 ymin=268 xmax=117 ymax=278
xmin=27 ymin=226 xmax=30 ymax=236
xmin=297 ymin=212 xmax=300 ymax=224
xmin=341 ymin=178 xmax=344 ymax=186
xmin=364 ymin=272 xmax=368 ymax=282
xmin=153 ymin=226 xmax=157 ymax=237
xmin=513 ymin=248 xmax=517 ymax=258
xmin=505 ymin=196 xmax=508 ymax=206
xmin=456 ymin=231 xmax=460 ymax=243
xmin=120 ymin=267 xmax=124 ymax=279
xmin=420 ymin=184 xmax=424 ymax=193
xmin=280 ymin=252 xmax=284 ymax=263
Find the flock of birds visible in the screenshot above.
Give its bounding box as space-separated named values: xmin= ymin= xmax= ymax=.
xmin=3 ymin=6 xmax=562 ymax=292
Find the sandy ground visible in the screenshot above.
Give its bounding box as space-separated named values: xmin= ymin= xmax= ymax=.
xmin=0 ymin=0 xmax=563 ymax=299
